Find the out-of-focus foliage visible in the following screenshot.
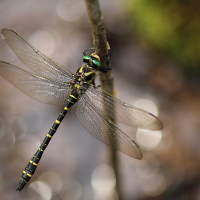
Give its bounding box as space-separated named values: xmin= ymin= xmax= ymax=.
xmin=126 ymin=0 xmax=200 ymax=74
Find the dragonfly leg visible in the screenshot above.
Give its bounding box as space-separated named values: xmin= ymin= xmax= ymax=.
xmin=83 ymin=48 xmax=95 ymax=56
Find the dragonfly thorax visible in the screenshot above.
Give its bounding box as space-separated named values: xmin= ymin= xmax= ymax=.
xmin=75 ymin=64 xmax=96 ymax=84
xmin=71 ymin=64 xmax=96 ymax=96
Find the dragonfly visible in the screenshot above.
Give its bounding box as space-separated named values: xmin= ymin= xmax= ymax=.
xmin=0 ymin=29 xmax=163 ymax=192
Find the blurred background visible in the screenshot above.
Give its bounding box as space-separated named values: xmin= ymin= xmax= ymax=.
xmin=0 ymin=0 xmax=200 ymax=199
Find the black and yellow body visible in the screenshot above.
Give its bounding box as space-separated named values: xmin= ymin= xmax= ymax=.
xmin=0 ymin=29 xmax=163 ymax=192
xmin=16 ymin=100 xmax=71 ymax=191
xmin=16 ymin=62 xmax=97 ymax=191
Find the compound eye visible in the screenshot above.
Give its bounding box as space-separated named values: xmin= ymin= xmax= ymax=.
xmin=83 ymin=55 xmax=92 ymax=63
xmin=92 ymin=59 xmax=101 ymax=69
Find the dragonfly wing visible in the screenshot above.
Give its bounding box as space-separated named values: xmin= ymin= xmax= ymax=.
xmin=85 ymin=86 xmax=163 ymax=130
xmin=1 ymin=29 xmax=73 ymax=82
xmin=75 ymin=92 xmax=142 ymax=159
xmin=0 ymin=61 xmax=70 ymax=106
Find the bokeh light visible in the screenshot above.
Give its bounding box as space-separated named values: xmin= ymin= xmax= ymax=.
xmin=56 ymin=0 xmax=85 ymax=22
xmin=91 ymin=165 xmax=116 ymax=190
xmin=136 ymin=129 xmax=162 ymax=150
xmin=28 ymin=181 xmax=52 ymax=200
xmin=142 ymin=174 xmax=167 ymax=197
xmin=38 ymin=171 xmax=62 ymax=193
xmin=94 ymin=187 xmax=118 ymax=200
xmin=133 ymin=98 xmax=162 ymax=149
xmin=29 ymin=30 xmax=56 ymax=56
xmin=59 ymin=179 xmax=82 ymax=200
xmin=134 ymin=98 xmax=159 ymax=116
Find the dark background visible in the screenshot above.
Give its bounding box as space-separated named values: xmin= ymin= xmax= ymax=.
xmin=0 ymin=0 xmax=200 ymax=200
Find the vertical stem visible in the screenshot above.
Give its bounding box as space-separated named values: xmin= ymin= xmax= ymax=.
xmin=85 ymin=0 xmax=122 ymax=199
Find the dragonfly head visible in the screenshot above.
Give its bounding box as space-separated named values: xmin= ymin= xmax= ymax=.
xmin=83 ymin=55 xmax=101 ymax=71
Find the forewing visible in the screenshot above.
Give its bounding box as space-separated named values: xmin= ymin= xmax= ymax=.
xmin=86 ymin=86 xmax=163 ymax=130
xmin=1 ymin=29 xmax=73 ymax=82
xmin=75 ymin=92 xmax=142 ymax=159
xmin=0 ymin=61 xmax=70 ymax=106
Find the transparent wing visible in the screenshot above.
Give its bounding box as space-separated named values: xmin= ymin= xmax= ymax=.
xmin=0 ymin=61 xmax=70 ymax=106
xmin=75 ymin=92 xmax=142 ymax=159
xmin=85 ymin=86 xmax=163 ymax=130
xmin=1 ymin=29 xmax=73 ymax=82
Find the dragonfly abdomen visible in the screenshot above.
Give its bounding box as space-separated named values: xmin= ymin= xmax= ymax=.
xmin=16 ymin=93 xmax=79 ymax=191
